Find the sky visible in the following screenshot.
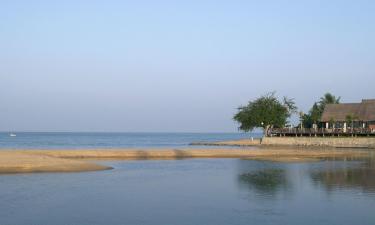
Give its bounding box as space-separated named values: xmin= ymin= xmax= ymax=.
xmin=0 ymin=0 xmax=374 ymax=132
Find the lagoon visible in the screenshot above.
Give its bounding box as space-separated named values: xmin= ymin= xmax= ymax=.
xmin=1 ymin=157 xmax=375 ymax=225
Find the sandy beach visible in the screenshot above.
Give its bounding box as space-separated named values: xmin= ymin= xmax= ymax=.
xmin=0 ymin=148 xmax=370 ymax=174
xmin=190 ymin=139 xmax=261 ymax=146
xmin=0 ymin=151 xmax=113 ymax=174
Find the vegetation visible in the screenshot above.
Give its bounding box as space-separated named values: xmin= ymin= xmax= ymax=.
xmin=329 ymin=118 xmax=336 ymax=129
xmin=345 ymin=114 xmax=357 ymax=135
xmin=234 ymin=92 xmax=341 ymax=135
xmin=345 ymin=114 xmax=354 ymax=128
xmin=302 ymin=93 xmax=341 ymax=128
xmin=233 ymin=92 xmax=297 ymax=135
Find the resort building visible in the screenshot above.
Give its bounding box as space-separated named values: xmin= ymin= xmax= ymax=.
xmin=320 ymin=99 xmax=375 ymax=132
xmin=270 ymin=99 xmax=375 ymax=137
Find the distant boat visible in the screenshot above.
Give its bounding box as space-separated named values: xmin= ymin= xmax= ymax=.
xmin=9 ymin=133 xmax=16 ymax=137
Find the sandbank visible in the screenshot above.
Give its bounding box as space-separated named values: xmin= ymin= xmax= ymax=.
xmin=0 ymin=148 xmax=370 ymax=174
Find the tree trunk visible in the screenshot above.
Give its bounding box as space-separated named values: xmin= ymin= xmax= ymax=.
xmin=264 ymin=125 xmax=271 ymax=137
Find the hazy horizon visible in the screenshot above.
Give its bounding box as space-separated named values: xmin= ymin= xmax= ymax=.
xmin=1 ymin=1 xmax=374 ymax=132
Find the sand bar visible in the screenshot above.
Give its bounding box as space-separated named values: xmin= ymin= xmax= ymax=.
xmin=0 ymin=148 xmax=370 ymax=174
xmin=0 ymin=151 xmax=112 ymax=174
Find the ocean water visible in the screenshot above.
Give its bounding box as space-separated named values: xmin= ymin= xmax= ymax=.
xmin=0 ymin=132 xmax=260 ymax=149
xmin=1 ymin=132 xmax=374 ymax=225
xmin=1 ymin=158 xmax=375 ymax=225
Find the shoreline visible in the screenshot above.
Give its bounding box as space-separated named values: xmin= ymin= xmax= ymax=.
xmin=190 ymin=139 xmax=261 ymax=147
xmin=191 ymin=137 xmax=375 ymax=149
xmin=0 ymin=148 xmax=371 ymax=174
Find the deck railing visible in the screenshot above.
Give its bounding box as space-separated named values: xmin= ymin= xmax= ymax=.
xmin=269 ymin=128 xmax=374 ymax=137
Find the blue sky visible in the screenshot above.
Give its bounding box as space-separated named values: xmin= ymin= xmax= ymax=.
xmin=1 ymin=0 xmax=374 ymax=132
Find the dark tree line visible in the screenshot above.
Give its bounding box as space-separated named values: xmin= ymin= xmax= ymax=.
xmin=234 ymin=92 xmax=340 ymax=134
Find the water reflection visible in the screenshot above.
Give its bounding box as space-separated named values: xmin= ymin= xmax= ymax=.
xmin=237 ymin=155 xmax=375 ymax=200
xmin=237 ymin=160 xmax=292 ymax=199
xmin=310 ymin=158 xmax=375 ymax=192
xmin=239 ymin=169 xmax=289 ymax=193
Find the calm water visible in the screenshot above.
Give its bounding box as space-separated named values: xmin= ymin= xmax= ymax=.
xmin=0 ymin=132 xmax=257 ymax=149
xmin=1 ymin=157 xmax=375 ymax=225
xmin=1 ymin=133 xmax=374 ymax=224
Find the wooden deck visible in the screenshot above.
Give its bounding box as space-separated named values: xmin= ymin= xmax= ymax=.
xmin=270 ymin=128 xmax=375 ymax=137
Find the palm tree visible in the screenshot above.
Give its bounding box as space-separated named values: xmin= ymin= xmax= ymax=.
xmin=318 ymin=93 xmax=341 ymax=115
xmin=345 ymin=114 xmax=353 ymax=134
xmin=319 ymin=93 xmax=340 ymax=106
xmin=345 ymin=114 xmax=358 ymax=136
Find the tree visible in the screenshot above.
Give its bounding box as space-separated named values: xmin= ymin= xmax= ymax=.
xmin=310 ymin=103 xmax=321 ymax=124
xmin=318 ymin=93 xmax=341 ymax=115
xmin=302 ymin=93 xmax=340 ymax=128
xmin=299 ymin=111 xmax=305 ymax=129
xmin=345 ymin=114 xmax=354 ymax=128
xmin=233 ymin=93 xmax=297 ymax=136
xmin=345 ymin=114 xmax=358 ymax=135
xmin=329 ymin=118 xmax=335 ymax=129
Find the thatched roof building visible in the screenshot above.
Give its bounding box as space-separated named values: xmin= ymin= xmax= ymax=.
xmin=321 ymin=99 xmax=375 ymax=122
xmin=321 ymin=99 xmax=375 ymax=129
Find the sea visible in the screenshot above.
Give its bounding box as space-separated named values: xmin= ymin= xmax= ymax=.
xmin=0 ymin=132 xmax=374 ymax=225
xmin=0 ymin=132 xmax=257 ymax=149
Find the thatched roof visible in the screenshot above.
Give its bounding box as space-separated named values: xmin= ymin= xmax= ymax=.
xmin=321 ymin=99 xmax=375 ymax=122
xmin=359 ymin=99 xmax=375 ymax=121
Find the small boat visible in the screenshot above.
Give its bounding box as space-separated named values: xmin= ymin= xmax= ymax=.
xmin=9 ymin=133 xmax=16 ymax=137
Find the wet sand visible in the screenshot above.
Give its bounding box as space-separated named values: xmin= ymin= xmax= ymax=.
xmin=190 ymin=139 xmax=261 ymax=146
xmin=0 ymin=152 xmax=113 ymax=174
xmin=0 ymin=148 xmax=370 ymax=174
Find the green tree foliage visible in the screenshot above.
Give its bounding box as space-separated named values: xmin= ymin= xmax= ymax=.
xmin=345 ymin=114 xmax=354 ymax=127
xmin=233 ymin=93 xmax=297 ymax=135
xmin=318 ymin=93 xmax=341 ymax=114
xmin=345 ymin=114 xmax=357 ymax=130
xmin=302 ymin=103 xmax=320 ymax=128
xmin=329 ymin=118 xmax=336 ymax=128
xmin=302 ymin=93 xmax=340 ymax=128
